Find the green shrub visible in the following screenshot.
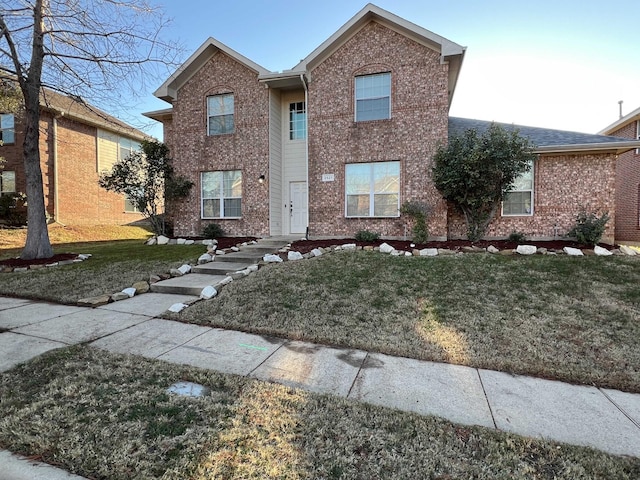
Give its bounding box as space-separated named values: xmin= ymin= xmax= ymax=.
xmin=567 ymin=210 xmax=610 ymax=246
xmin=507 ymin=231 xmax=527 ymax=243
xmin=400 ymin=201 xmax=431 ymax=244
xmin=202 ymin=223 xmax=224 ymax=239
xmin=354 ymin=230 xmax=380 ymax=242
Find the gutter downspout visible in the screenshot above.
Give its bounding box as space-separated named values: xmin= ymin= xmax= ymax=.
xmin=301 ymin=73 xmax=309 ymax=239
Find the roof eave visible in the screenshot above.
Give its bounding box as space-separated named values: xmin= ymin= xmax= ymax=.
xmin=598 ymin=105 xmax=640 ymax=135
xmin=154 ymin=37 xmax=271 ymax=103
xmin=142 ymin=108 xmax=173 ymax=123
xmin=534 ymin=141 xmax=640 ymax=155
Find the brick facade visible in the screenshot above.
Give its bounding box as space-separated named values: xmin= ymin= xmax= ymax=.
xmin=609 ymin=122 xmax=639 ymax=243
xmin=447 ymin=153 xmax=617 ymax=244
xmin=166 ymin=51 xmax=270 ymax=237
xmin=0 ymin=109 xmax=145 ymax=225
xmin=307 ymin=22 xmax=449 ymax=239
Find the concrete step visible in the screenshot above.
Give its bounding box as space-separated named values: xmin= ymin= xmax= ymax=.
xmin=214 ymin=253 xmax=266 ymax=263
xmin=150 ymin=273 xmax=227 ymax=296
xmin=238 ymin=246 xmax=281 ymax=255
xmin=192 ymin=261 xmax=255 ymax=275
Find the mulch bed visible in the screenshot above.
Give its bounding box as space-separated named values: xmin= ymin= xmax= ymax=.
xmin=289 ymin=238 xmax=610 ymax=255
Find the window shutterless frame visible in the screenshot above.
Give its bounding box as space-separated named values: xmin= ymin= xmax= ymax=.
xmin=502 ymin=161 xmax=534 ymax=216
xmin=0 ymin=113 xmax=15 ymax=145
xmin=354 ymin=73 xmax=391 ymax=122
xmin=201 ymin=170 xmax=242 ymax=219
xmin=345 ymin=161 xmax=400 ymax=218
xmin=207 ymin=94 xmax=234 ymax=136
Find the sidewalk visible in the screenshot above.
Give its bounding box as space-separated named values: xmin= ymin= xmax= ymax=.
xmin=0 ymin=293 xmax=639 ymax=478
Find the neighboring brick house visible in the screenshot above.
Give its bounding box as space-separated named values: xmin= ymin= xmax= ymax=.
xmin=0 ymin=88 xmax=148 ymax=225
xmin=598 ymin=107 xmax=640 ymax=245
xmin=145 ymin=3 xmax=640 ymax=244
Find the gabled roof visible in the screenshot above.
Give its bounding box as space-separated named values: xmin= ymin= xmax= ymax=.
xmin=598 ymin=106 xmax=640 ymax=136
xmin=292 ymin=3 xmax=466 ymax=106
xmin=40 ymin=88 xmax=148 ymax=141
xmin=449 ymin=117 xmax=640 ymax=155
xmin=154 ymin=37 xmax=271 ymax=103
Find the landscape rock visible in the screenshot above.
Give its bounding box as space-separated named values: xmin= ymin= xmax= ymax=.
xmin=437 ymin=249 xmax=456 ymax=255
xmin=216 ymin=250 xmax=226 ymax=255
xmin=122 ymin=287 xmax=137 ymax=298
xmin=185 ymin=239 xmax=195 ymax=245
xmin=462 ymin=246 xmax=484 ymax=253
xmin=499 ymin=250 xmax=515 ymax=256
xmin=200 ymin=286 xmax=218 ymax=300
xmin=379 ymin=242 xmax=395 ymax=254
xmin=536 ymin=247 xmax=548 ymax=255
xmin=311 ymin=248 xmax=323 ymax=257
xmin=404 ymin=251 xmax=412 ymax=256
xmin=169 ymin=268 xmax=183 ymax=277
xmin=516 ymin=245 xmax=537 ymax=255
xmin=487 ymin=245 xmax=500 ymax=254
xmin=159 ymin=273 xmax=171 ymax=280
xmin=168 ymin=303 xmax=188 ymax=313
xmin=29 ymin=264 xmax=45 ymax=270
xmin=77 ymin=294 xmax=111 ymax=307
xmin=157 ymin=235 xmax=169 ymax=245
xmin=231 ymin=246 xmax=240 ymax=252
xmin=390 ymin=250 xmax=402 ymax=256
xmin=133 ymin=281 xmax=150 ymax=294
xmin=341 ymin=243 xmax=357 ymax=250
xmin=177 ymin=238 xmax=186 ymax=245
xmin=168 ymin=239 xmax=177 ymax=245
xmin=363 ymin=246 xmax=374 ymax=251
xmin=207 ymin=245 xmax=217 ymax=254
xmin=178 ymin=264 xmax=192 ymax=275
xmin=149 ymin=274 xmax=161 ymax=284
xmin=198 ymin=253 xmax=213 ymax=264
xmin=563 ymin=247 xmax=584 ymax=256
xmin=594 ymin=245 xmax=613 ymax=256
xmin=78 ymin=254 xmax=92 ymax=260
xmin=412 ymin=249 xmax=420 ymax=256
xmin=620 ymin=245 xmax=637 ymax=256
xmin=0 ymin=265 xmax=13 ymax=273
xmin=111 ymin=292 xmax=130 ymax=302
xmin=230 ymin=271 xmax=247 ymax=280
xmin=419 ymin=248 xmax=439 ymax=257
xmin=146 ymin=237 xmax=157 ymax=245
xmin=247 ymin=264 xmax=259 ymax=272
xmin=263 ymin=254 xmax=283 ymax=263
xmin=216 ymin=276 xmax=233 ymax=287
xmin=13 ymin=267 xmax=28 ymax=272
xmin=288 ymin=251 xmax=304 ymax=261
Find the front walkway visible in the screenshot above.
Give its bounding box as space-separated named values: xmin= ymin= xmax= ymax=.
xmin=0 ymin=294 xmax=638 ymax=477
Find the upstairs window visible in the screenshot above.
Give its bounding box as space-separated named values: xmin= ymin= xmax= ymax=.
xmin=0 ymin=114 xmax=15 ymax=145
xmin=346 ymin=161 xmax=400 ymax=217
xmin=355 ymin=72 xmax=391 ymax=122
xmin=201 ymin=170 xmax=242 ymax=218
xmin=119 ymin=137 xmax=140 ymax=162
xmin=207 ymin=94 xmax=234 ymax=135
xmin=0 ymin=170 xmax=16 ymax=194
xmin=502 ymin=163 xmax=534 ymax=216
xmin=636 ymin=120 xmax=639 ymax=154
xmin=289 ymin=102 xmax=306 ymax=140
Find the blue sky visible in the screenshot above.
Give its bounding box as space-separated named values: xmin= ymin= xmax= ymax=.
xmin=132 ymin=0 xmax=640 ymax=138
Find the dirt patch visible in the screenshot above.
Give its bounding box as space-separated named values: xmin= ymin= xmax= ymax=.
xmin=289 ymin=238 xmax=610 ymax=255
xmin=0 ymin=253 xmax=80 ymax=268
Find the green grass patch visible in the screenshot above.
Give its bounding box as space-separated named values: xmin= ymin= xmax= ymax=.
xmin=0 ymin=346 xmax=637 ymax=479
xmin=171 ymin=251 xmax=640 ymax=392
xmin=0 ymin=240 xmax=203 ymax=303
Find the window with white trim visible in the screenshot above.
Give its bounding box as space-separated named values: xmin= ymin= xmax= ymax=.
xmin=0 ymin=170 xmax=16 ymax=194
xmin=289 ymin=102 xmax=306 ymax=140
xmin=502 ymin=163 xmax=534 ymax=216
xmin=0 ymin=114 xmax=15 ymax=145
xmin=636 ymin=120 xmax=640 ymax=154
xmin=201 ymin=170 xmax=242 ymax=218
xmin=119 ymin=137 xmax=140 ymax=162
xmin=355 ymin=72 xmax=391 ymax=122
xmin=207 ymin=94 xmax=234 ymax=135
xmin=346 ymin=161 xmax=400 ymax=217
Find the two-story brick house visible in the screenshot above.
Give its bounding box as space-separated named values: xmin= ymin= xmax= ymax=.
xmin=145 ymin=3 xmax=640 ymax=244
xmin=599 ymin=107 xmax=640 ymax=244
xmin=1 ymin=87 xmax=147 ymax=226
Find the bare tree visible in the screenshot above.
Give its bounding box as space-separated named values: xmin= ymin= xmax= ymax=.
xmin=0 ymin=0 xmax=180 ymax=259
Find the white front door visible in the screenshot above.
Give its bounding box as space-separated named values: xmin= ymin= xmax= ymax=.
xmin=289 ymin=181 xmax=308 ymax=234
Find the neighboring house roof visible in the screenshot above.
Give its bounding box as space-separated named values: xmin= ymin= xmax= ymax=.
xmin=597 ymin=105 xmax=640 ymax=136
xmin=449 ymin=117 xmax=640 ymax=155
xmin=154 ymin=37 xmax=271 ymax=103
xmin=151 ymin=3 xmax=465 ymax=107
xmin=39 ymin=88 xmax=148 ymax=141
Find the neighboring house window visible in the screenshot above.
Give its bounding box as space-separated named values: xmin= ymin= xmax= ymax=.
xmin=0 ymin=114 xmax=15 ymax=145
xmin=207 ymin=94 xmax=234 ymax=135
xmin=502 ymin=163 xmax=534 ymax=216
xmin=289 ymin=102 xmax=306 ymax=140
xmin=119 ymin=137 xmax=140 ymax=162
xmin=0 ymin=170 xmax=16 ymax=194
xmin=355 ymin=72 xmax=391 ymax=122
xmin=636 ymin=120 xmax=640 ymax=155
xmin=345 ymin=161 xmax=400 ymax=217
xmin=124 ymin=196 xmax=142 ymax=213
xmin=201 ymin=170 xmax=242 ymax=218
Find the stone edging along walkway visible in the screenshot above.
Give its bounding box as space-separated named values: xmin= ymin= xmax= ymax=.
xmin=77 ymin=237 xmax=639 ymax=312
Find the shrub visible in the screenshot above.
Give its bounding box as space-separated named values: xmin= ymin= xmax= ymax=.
xmin=567 ymin=210 xmax=610 ymax=246
xmin=0 ymin=192 xmax=27 ymax=226
xmin=400 ymin=201 xmax=431 ymax=244
xmin=354 ymin=230 xmax=380 ymax=242
xmin=202 ymin=223 xmax=224 ymax=239
xmin=507 ymin=231 xmax=527 ymax=243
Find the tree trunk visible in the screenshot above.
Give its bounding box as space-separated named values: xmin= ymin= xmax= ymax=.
xmin=19 ymin=0 xmax=53 ymax=260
